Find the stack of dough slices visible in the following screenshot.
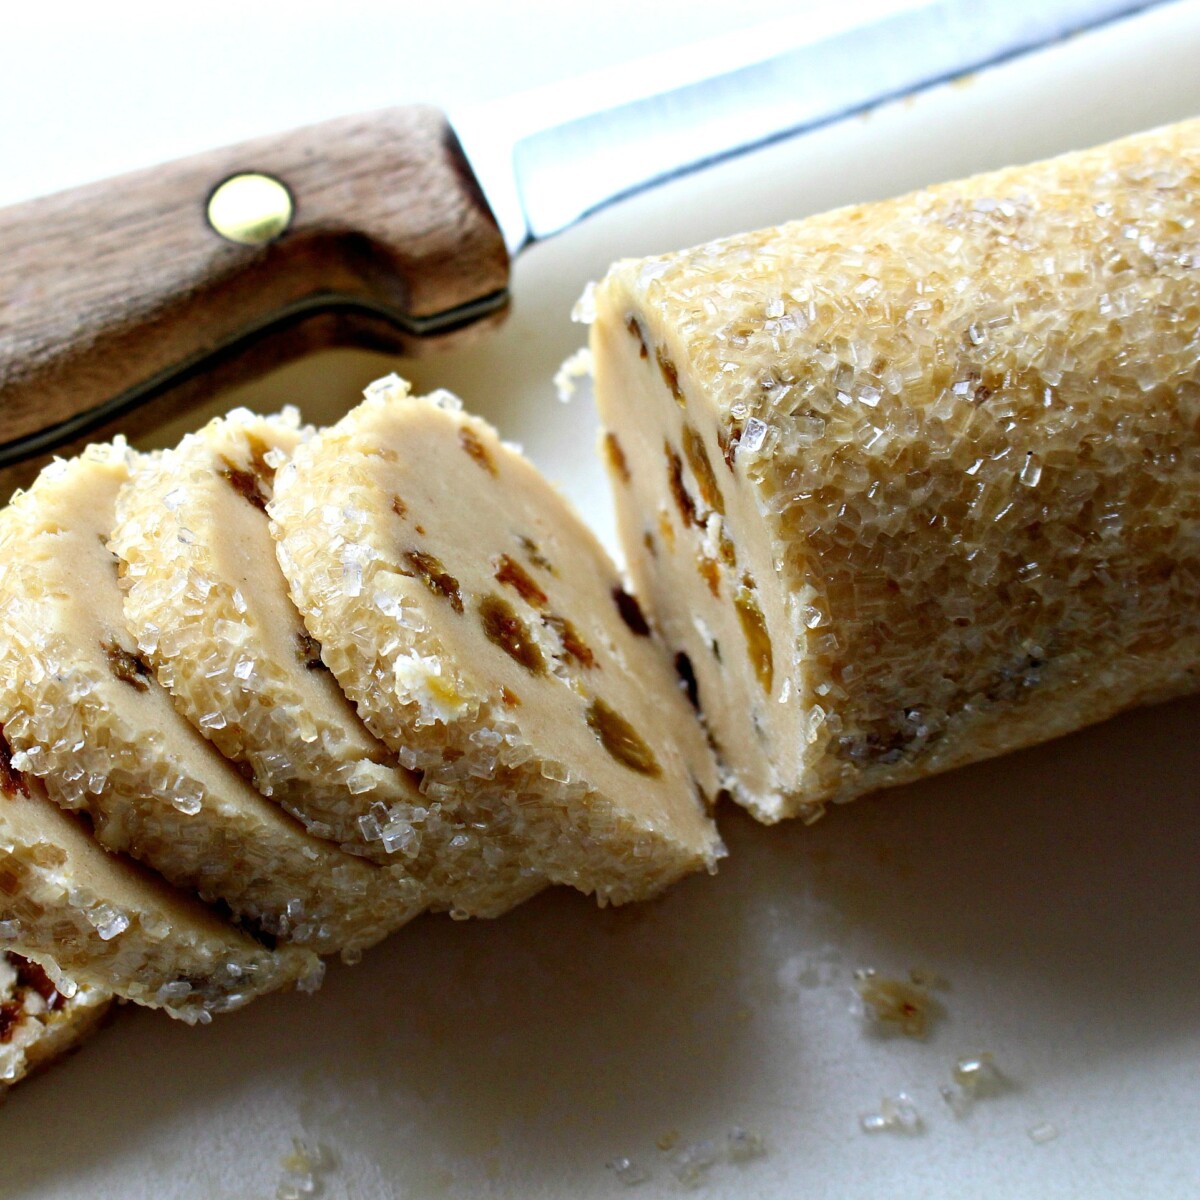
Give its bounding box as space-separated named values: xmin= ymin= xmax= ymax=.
xmin=269 ymin=378 xmax=723 ymax=911
xmin=0 ymin=440 xmax=423 ymax=964
xmin=0 ymin=392 xmax=723 ymax=1086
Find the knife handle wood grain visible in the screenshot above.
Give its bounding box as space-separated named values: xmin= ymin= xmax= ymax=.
xmin=0 ymin=104 xmax=509 ymax=459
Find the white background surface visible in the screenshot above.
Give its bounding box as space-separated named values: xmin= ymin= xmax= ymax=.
xmin=2 ymin=2 xmax=1199 ymax=1197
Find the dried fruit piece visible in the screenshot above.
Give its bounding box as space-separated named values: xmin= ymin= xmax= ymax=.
xmin=625 ymin=313 xmax=649 ymax=358
xmin=586 ymin=699 xmax=661 ymax=777
xmin=494 ymin=554 xmax=548 ymax=608
xmin=666 ymin=442 xmax=697 ymax=528
xmin=295 ymin=631 xmax=327 ymax=671
xmin=219 ymin=454 xmax=269 ymax=511
xmin=479 ymin=594 xmax=546 ymax=675
xmin=604 ymin=432 xmax=631 ymax=483
xmin=459 ymin=426 xmax=497 ymax=475
xmin=683 ymin=424 xmax=724 ymax=515
xmin=735 ymin=579 xmax=773 ymax=696
xmin=544 ymin=612 xmax=596 ymax=669
xmin=400 ymin=550 xmax=464 ymax=614
xmin=657 ymin=347 xmax=685 ymax=406
xmin=102 ymin=641 xmax=151 ymax=691
xmin=518 ymin=534 xmax=555 ymax=573
xmin=612 ymin=586 xmax=651 ymax=636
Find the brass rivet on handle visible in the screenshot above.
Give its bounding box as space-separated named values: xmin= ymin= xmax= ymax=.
xmin=206 ymin=173 xmax=293 ymax=245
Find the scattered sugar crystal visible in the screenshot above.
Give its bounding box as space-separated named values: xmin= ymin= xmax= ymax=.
xmin=605 ymin=1157 xmax=650 ymax=1186
xmin=0 ymin=920 xmax=20 ymax=940
xmin=726 ymin=1127 xmax=766 ymax=1162
xmin=656 ymin=1130 xmax=680 ymax=1152
xmin=952 ymin=1052 xmax=1008 ymax=1097
xmin=1019 ymin=452 xmax=1043 ymax=487
xmin=554 ymin=346 xmax=594 ymax=403
xmin=669 ymin=1139 xmax=721 ymax=1188
xmin=939 ymin=1083 xmax=972 ymax=1119
xmin=571 ymin=281 xmax=597 ymax=324
xmin=860 ymin=1093 xmax=923 ymax=1135
xmin=1027 ymin=1121 xmax=1059 ymax=1145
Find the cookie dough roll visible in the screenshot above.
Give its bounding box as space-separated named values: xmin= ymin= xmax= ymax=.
xmin=1 ymin=734 xmax=320 ymax=1022
xmin=589 ymin=119 xmax=1200 ymax=822
xmin=0 ymin=951 xmax=111 ymax=1091
xmin=111 ymin=408 xmax=430 ymax=867
xmin=269 ymin=378 xmax=724 ymax=915
xmin=0 ymin=442 xmax=423 ymax=960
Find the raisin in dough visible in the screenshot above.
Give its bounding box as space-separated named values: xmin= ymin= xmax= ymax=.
xmin=111 ymin=408 xmax=431 ymax=868
xmin=589 ymin=119 xmax=1200 ymax=822
xmin=0 ymin=442 xmax=423 ymax=960
xmin=0 ymin=951 xmax=112 ymax=1092
xmin=269 ymin=378 xmax=724 ymax=914
xmin=0 ymin=737 xmax=317 ymax=1022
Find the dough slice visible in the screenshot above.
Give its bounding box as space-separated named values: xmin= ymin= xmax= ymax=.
xmin=111 ymin=408 xmax=429 ymax=867
xmin=588 ymin=118 xmax=1200 ymax=822
xmin=0 ymin=734 xmax=318 ymax=1023
xmin=0 ymin=951 xmax=110 ymax=1092
xmin=0 ymin=442 xmax=423 ymax=960
xmin=269 ymin=378 xmax=724 ymax=915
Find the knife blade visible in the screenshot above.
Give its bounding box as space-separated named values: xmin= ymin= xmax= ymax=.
xmin=452 ymin=0 xmax=1164 ymax=253
xmin=0 ymin=0 xmax=1161 ymax=473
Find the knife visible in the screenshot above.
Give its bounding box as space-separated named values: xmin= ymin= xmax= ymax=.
xmin=0 ymin=0 xmax=1159 ymax=474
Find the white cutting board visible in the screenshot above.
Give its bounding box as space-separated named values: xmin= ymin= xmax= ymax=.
xmin=3 ymin=4 xmax=1200 ymax=1197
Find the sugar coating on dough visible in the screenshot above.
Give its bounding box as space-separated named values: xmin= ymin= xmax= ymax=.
xmin=0 ymin=442 xmax=423 ymax=960
xmin=591 ymin=119 xmax=1200 ymax=821
xmin=0 ymin=735 xmax=319 ymax=1022
xmin=269 ymin=378 xmax=723 ymax=915
xmin=111 ymin=408 xmax=430 ymax=867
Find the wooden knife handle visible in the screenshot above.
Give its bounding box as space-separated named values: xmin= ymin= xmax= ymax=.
xmin=0 ymin=104 xmax=509 ymax=455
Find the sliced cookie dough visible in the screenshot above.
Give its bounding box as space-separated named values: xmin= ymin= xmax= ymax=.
xmin=0 ymin=732 xmax=319 ymax=1023
xmin=111 ymin=407 xmax=430 ymax=867
xmin=0 ymin=442 xmax=423 ymax=961
xmin=588 ymin=118 xmax=1200 ymax=822
xmin=269 ymin=377 xmax=724 ymax=914
xmin=0 ymin=951 xmax=111 ymax=1092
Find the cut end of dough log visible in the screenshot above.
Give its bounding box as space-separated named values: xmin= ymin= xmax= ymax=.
xmin=590 ymin=120 xmax=1200 ymax=822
